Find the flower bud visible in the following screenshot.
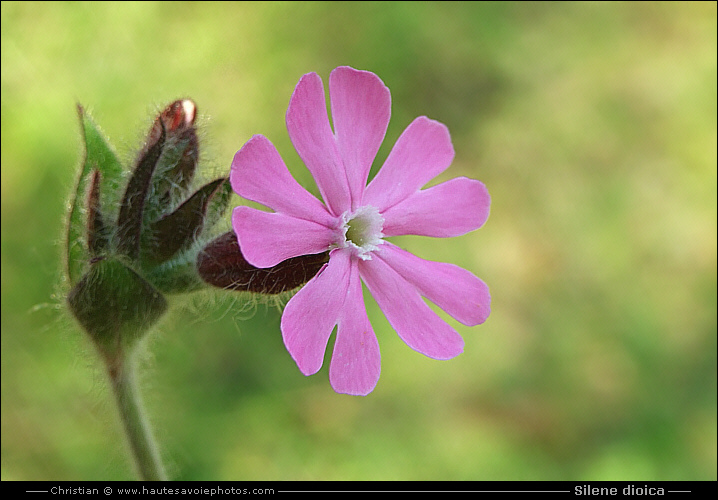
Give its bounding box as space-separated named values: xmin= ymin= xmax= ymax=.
xmin=66 ymin=100 xmax=212 ymax=350
xmin=116 ymin=116 xmax=166 ymax=260
xmin=145 ymin=178 xmax=230 ymax=264
xmin=146 ymin=100 xmax=199 ymax=208
xmin=67 ymin=99 xmax=330 ymax=354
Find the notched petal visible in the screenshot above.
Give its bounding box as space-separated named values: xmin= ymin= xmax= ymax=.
xmin=359 ymin=257 xmax=465 ymax=360
xmin=329 ymin=66 xmax=391 ymax=204
xmin=329 ymin=261 xmax=381 ymax=395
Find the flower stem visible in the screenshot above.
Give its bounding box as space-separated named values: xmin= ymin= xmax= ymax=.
xmin=106 ymin=348 xmax=167 ymax=481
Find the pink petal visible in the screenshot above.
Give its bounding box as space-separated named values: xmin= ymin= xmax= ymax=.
xmin=359 ymin=255 xmax=464 ymax=360
xmin=286 ymin=72 xmax=351 ymax=216
xmin=329 ymin=258 xmax=381 ymax=395
xmin=232 ymin=206 xmax=334 ymax=268
xmin=230 ymin=135 xmax=334 ymax=226
xmin=382 ymin=177 xmax=490 ymax=237
xmin=377 ymin=243 xmax=491 ymax=326
xmin=329 ymin=66 xmax=391 ymax=209
xmin=281 ymin=250 xmax=351 ymax=376
xmin=363 ymin=116 xmax=454 ymax=212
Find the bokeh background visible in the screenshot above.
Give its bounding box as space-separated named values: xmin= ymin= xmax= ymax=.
xmin=2 ymin=1 xmax=715 ymax=481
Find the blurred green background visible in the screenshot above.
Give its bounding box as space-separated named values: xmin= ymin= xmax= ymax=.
xmin=2 ymin=1 xmax=715 ymax=481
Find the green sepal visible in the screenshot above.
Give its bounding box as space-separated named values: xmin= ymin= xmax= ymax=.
xmin=87 ymin=169 xmax=109 ymax=256
xmin=67 ymin=257 xmax=168 ymax=355
xmin=201 ymin=178 xmax=232 ymax=234
xmin=66 ymin=105 xmax=124 ymax=285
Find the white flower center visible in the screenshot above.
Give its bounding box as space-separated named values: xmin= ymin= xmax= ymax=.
xmin=338 ymin=206 xmax=385 ymax=260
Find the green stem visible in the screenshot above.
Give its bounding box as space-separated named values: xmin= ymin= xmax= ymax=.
xmin=106 ymin=348 xmax=167 ymax=481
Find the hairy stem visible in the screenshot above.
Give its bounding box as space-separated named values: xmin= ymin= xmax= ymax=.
xmin=106 ymin=349 xmax=167 ymax=481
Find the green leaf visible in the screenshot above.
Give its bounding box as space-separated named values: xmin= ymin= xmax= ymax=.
xmin=65 ymin=105 xmax=124 ymax=285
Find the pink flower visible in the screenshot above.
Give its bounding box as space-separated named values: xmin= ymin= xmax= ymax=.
xmin=231 ymin=66 xmax=491 ymax=395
